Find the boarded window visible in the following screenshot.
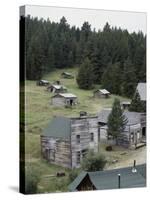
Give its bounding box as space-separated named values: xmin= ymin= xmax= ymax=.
xmin=90 ymin=133 xmax=94 ymax=141
xmin=76 ymin=135 xmax=80 ymax=144
xmin=76 ymin=151 xmax=81 ymax=164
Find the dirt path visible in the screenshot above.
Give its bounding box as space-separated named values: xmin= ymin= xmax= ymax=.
xmin=106 ymin=146 xmax=146 ymax=169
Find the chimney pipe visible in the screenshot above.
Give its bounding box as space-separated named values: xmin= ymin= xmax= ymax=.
xmin=118 ymin=174 xmax=121 ymax=188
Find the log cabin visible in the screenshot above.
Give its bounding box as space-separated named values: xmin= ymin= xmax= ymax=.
xmin=61 ymin=72 xmax=74 ymax=79
xmin=47 ymin=84 xmax=67 ymax=93
xmin=98 ymin=109 xmax=146 ymax=148
xmin=51 ymin=93 xmax=78 ymax=107
xmin=41 ymin=113 xmax=98 ymax=168
xmin=93 ymin=89 xmax=110 ymax=98
xmin=36 ymin=79 xmax=49 ymax=86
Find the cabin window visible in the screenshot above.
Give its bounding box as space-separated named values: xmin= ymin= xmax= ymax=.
xmin=76 ymin=135 xmax=80 ymax=144
xmin=76 ymin=151 xmax=81 ymax=164
xmin=90 ymin=133 xmax=94 ymax=141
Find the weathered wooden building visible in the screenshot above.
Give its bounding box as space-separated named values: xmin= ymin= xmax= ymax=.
xmin=68 ymin=163 xmax=146 ymax=191
xmin=93 ymin=89 xmax=110 ymax=98
xmin=47 ymin=84 xmax=67 ymax=93
xmin=36 ymin=79 xmax=49 ymax=86
xmin=98 ymin=109 xmax=146 ymax=148
xmin=51 ymin=93 xmax=78 ymax=107
xmin=61 ymin=72 xmax=74 ymax=79
xmin=121 ymin=101 xmax=131 ymax=110
xmin=41 ymin=113 xmax=98 ymax=168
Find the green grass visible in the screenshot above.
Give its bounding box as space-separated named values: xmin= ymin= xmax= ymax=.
xmin=23 ymin=67 xmax=130 ymax=193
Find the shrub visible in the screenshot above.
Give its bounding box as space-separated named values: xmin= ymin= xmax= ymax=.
xmin=68 ymin=169 xmax=79 ymax=182
xmin=25 ymin=164 xmax=41 ymax=194
xmin=81 ymin=150 xmax=106 ymax=171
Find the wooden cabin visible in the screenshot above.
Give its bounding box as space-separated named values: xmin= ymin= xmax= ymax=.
xmin=61 ymin=72 xmax=74 ymax=79
xmin=51 ymin=93 xmax=78 ymax=107
xmin=93 ymin=89 xmax=110 ymax=98
xmin=121 ymin=101 xmax=131 ymax=110
xmin=36 ymin=80 xmax=49 ymax=86
xmin=41 ymin=113 xmax=99 ymax=168
xmin=68 ymin=164 xmax=146 ymax=191
xmin=47 ymin=84 xmax=67 ymax=93
xmin=98 ymin=109 xmax=146 ymax=148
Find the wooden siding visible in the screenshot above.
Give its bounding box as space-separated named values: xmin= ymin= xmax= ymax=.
xmin=71 ymin=117 xmax=98 ymax=168
xmin=41 ymin=136 xmax=71 ymax=168
xmin=51 ymin=96 xmax=66 ymax=106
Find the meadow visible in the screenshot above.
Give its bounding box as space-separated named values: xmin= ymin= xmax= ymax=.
xmin=24 ymin=67 xmax=130 ymax=193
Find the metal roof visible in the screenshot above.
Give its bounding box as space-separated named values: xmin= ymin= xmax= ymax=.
xmin=52 ymin=93 xmax=77 ymax=98
xmin=63 ymin=72 xmax=72 ymax=75
xmin=98 ymin=109 xmax=142 ymax=125
xmin=136 ymin=83 xmax=146 ymax=101
xmin=68 ymin=164 xmax=146 ymax=191
xmin=51 ymin=85 xmax=67 ymax=90
xmin=121 ymin=101 xmax=131 ymax=105
xmin=42 ymin=116 xmax=71 ymax=138
xmin=40 ymin=80 xmax=49 ymax=83
xmin=99 ymin=89 xmax=110 ymax=94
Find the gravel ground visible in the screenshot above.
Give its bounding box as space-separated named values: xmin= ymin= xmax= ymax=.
xmin=106 ymin=146 xmax=146 ymax=169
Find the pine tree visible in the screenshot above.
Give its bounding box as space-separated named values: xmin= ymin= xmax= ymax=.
xmin=129 ymin=91 xmax=146 ymax=112
xmin=76 ymin=58 xmax=94 ymax=89
xmin=101 ymin=63 xmax=122 ymax=95
xmin=122 ymin=59 xmax=137 ymax=98
xmin=107 ymin=98 xmax=128 ymax=140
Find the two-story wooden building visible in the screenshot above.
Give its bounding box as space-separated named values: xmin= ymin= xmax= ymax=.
xmin=98 ymin=109 xmax=146 ymax=148
xmin=41 ymin=113 xmax=98 ymax=168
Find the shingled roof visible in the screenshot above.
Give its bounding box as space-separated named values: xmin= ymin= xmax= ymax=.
xmin=42 ymin=116 xmax=71 ymax=138
xmin=136 ymin=83 xmax=146 ymax=101
xmin=98 ymin=109 xmax=142 ymax=125
xmin=68 ymin=164 xmax=146 ymax=191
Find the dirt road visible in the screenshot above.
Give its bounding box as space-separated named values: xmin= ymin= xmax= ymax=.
xmin=106 ymin=146 xmax=146 ymax=169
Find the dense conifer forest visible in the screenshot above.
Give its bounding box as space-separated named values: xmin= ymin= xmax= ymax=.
xmin=21 ymin=15 xmax=146 ymax=97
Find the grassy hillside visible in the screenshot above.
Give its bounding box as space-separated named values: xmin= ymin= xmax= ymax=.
xmin=24 ymin=67 xmax=130 ymax=193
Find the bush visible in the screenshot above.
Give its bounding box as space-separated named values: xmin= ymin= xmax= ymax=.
xmin=105 ymin=145 xmax=113 ymax=151
xmin=68 ymin=169 xmax=79 ymax=182
xmin=25 ymin=164 xmax=41 ymax=194
xmin=81 ymin=150 xmax=107 ymax=172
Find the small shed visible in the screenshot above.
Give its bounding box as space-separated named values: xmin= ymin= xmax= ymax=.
xmin=93 ymin=89 xmax=110 ymax=98
xmin=47 ymin=84 xmax=67 ymax=93
xmin=68 ymin=164 xmax=146 ymax=191
xmin=61 ymin=72 xmax=74 ymax=79
xmin=51 ymin=93 xmax=78 ymax=107
xmin=121 ymin=101 xmax=131 ymax=110
xmin=36 ymin=80 xmax=49 ymax=86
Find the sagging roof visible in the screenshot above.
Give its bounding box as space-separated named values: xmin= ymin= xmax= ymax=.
xmin=98 ymin=109 xmax=142 ymax=125
xmin=95 ymin=89 xmax=110 ymax=94
xmin=52 ymin=93 xmax=77 ymax=98
xmin=68 ymin=164 xmax=146 ymax=191
xmin=136 ymin=83 xmax=146 ymax=101
xmin=42 ymin=116 xmax=71 ymax=138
